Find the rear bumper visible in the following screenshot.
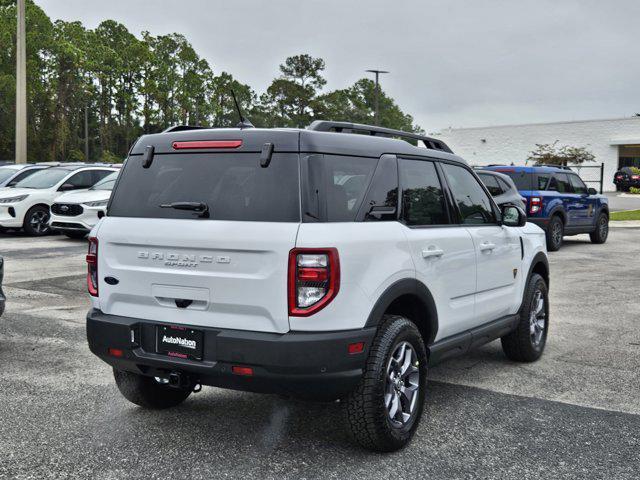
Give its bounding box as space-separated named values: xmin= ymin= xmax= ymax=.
xmin=86 ymin=309 xmax=376 ymax=398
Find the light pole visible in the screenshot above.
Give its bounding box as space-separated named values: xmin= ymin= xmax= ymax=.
xmin=15 ymin=0 xmax=27 ymax=164
xmin=365 ymin=69 xmax=389 ymax=126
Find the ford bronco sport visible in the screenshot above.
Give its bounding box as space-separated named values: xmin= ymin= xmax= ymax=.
xmin=86 ymin=121 xmax=549 ymax=452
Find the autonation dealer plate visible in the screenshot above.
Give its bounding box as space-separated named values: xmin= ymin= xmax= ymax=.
xmin=156 ymin=325 xmax=204 ymax=361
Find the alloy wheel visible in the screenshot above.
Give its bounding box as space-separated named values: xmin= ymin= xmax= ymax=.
xmin=529 ymin=289 xmax=546 ymax=346
xmin=385 ymin=341 xmax=420 ymax=427
xmin=30 ymin=210 xmax=50 ymax=234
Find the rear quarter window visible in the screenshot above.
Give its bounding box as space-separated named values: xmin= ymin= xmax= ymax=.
xmin=109 ymin=153 xmax=301 ymax=222
xmin=495 ymin=170 xmax=533 ymax=190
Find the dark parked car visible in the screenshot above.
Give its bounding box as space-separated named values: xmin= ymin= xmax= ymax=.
xmin=0 ymin=257 xmax=5 ymax=317
xmin=476 ymin=169 xmax=526 ymax=210
xmin=481 ymin=166 xmax=609 ymax=251
xmin=613 ymin=167 xmax=640 ymax=191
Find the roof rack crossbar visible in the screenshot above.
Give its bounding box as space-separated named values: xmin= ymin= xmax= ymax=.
xmin=307 ymin=121 xmax=453 ymax=154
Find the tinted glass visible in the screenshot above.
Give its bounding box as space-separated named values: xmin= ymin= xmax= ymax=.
xmin=536 ymin=173 xmax=550 ymax=190
xmin=361 ymin=156 xmax=398 ymax=221
xmin=478 ymin=173 xmax=503 ymax=196
xmin=495 ymin=169 xmax=532 ymax=190
xmin=109 ymin=153 xmax=300 ymax=222
xmin=305 ymin=155 xmax=377 ymax=222
xmin=569 ymin=174 xmax=587 ymax=194
xmin=92 ymin=170 xmax=113 ymax=184
xmin=0 ymin=167 xmax=18 ymax=183
xmin=66 ymin=170 xmax=94 ymax=188
xmin=15 ymin=168 xmax=69 ymax=189
xmin=91 ymin=171 xmax=119 ymax=191
xmin=497 ymin=178 xmax=512 ymax=192
xmin=399 ymin=159 xmax=448 ymax=226
xmin=443 ymin=164 xmax=497 ymax=224
xmin=548 ymin=173 xmax=572 ymax=193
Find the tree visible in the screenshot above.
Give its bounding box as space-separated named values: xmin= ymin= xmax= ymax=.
xmin=528 ymin=142 xmax=595 ymax=166
xmin=315 ymin=78 xmax=423 ymax=134
xmin=262 ymin=54 xmax=326 ymax=127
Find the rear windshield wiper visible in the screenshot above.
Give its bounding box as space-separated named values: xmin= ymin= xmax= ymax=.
xmin=159 ymin=201 xmax=210 ymax=218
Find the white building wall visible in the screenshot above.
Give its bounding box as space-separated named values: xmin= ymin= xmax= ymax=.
xmin=435 ymin=117 xmax=640 ymax=192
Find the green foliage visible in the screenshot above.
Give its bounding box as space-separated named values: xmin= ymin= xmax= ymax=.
xmin=0 ymin=3 xmax=422 ymax=162
xmin=630 ymin=167 xmax=640 ymax=175
xmin=629 ymin=187 xmax=640 ymax=195
xmin=528 ymin=141 xmax=595 ymax=166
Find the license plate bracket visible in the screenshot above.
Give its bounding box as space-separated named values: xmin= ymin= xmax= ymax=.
xmin=156 ymin=325 xmax=204 ymax=361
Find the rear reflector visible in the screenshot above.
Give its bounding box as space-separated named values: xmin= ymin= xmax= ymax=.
xmin=172 ymin=140 xmax=242 ymax=150
xmin=108 ymin=347 xmax=124 ymax=358
xmin=348 ymin=342 xmax=365 ymax=354
xmin=232 ymin=366 xmax=254 ymax=376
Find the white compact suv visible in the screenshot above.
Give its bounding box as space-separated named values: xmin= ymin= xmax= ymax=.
xmin=86 ymin=122 xmax=549 ymax=452
xmin=0 ymin=164 xmax=118 ymax=236
xmin=50 ymin=171 xmax=119 ymax=238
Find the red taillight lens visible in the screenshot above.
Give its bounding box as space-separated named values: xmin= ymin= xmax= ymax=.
xmin=348 ymin=342 xmax=365 ymax=355
xmin=288 ymin=248 xmax=340 ymax=317
xmin=87 ymin=237 xmax=98 ymax=297
xmin=172 ymin=140 xmax=242 ymax=150
xmin=632 ymin=175 xmax=640 ymax=180
xmin=529 ymin=196 xmax=542 ymax=215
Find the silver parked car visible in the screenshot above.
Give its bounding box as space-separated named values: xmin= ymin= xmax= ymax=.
xmin=477 ymin=169 xmax=526 ymax=210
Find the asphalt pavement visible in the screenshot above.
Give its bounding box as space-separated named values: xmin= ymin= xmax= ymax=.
xmin=0 ymin=228 xmax=638 ymax=479
xmin=606 ymin=192 xmax=640 ymax=211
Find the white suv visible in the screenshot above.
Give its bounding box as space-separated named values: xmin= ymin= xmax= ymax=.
xmin=0 ymin=164 xmax=118 ymax=235
xmin=50 ymin=171 xmax=119 ymax=239
xmin=86 ymin=122 xmax=549 ymax=452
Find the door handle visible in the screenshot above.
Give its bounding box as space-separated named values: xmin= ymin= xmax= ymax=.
xmin=479 ymin=242 xmax=496 ymax=252
xmin=422 ymin=247 xmax=444 ymax=258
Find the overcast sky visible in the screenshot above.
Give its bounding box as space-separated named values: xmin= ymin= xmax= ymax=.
xmin=37 ymin=0 xmax=640 ymax=133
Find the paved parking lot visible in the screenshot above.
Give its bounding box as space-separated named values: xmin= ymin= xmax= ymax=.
xmin=0 ymin=228 xmax=638 ymax=479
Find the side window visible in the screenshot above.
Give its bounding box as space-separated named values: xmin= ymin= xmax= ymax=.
xmin=548 ymin=173 xmax=572 ymax=193
xmin=497 ymin=178 xmax=512 ymax=193
xmin=442 ymin=163 xmax=497 ymax=225
xmin=360 ymin=156 xmax=398 ymax=221
xmin=64 ymin=170 xmax=94 ymax=189
xmin=92 ymin=170 xmax=112 ymax=184
xmin=569 ymin=174 xmax=587 ymax=194
xmin=8 ymin=168 xmax=41 ymax=186
xmin=536 ymin=174 xmax=550 ymax=190
xmin=478 ymin=174 xmax=503 ymax=196
xmin=398 ymin=159 xmax=448 ymax=226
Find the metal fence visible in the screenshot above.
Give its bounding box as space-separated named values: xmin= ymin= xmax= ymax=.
xmin=570 ymin=163 xmax=605 ymax=194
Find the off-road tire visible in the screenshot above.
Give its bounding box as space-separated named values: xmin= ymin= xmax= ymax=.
xmin=545 ymin=215 xmax=564 ymax=252
xmin=113 ymin=369 xmax=191 ymax=409
xmin=23 ymin=205 xmax=51 ymax=236
xmin=589 ymin=212 xmax=609 ymax=244
xmin=344 ymin=315 xmax=428 ymax=452
xmin=501 ymin=273 xmax=549 ymax=362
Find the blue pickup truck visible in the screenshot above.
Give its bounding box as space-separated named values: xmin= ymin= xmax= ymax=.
xmin=481 ymin=166 xmax=609 ymax=251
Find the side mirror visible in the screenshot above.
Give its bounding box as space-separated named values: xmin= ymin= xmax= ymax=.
xmin=97 ymin=210 xmax=105 ymax=219
xmin=59 ymin=183 xmax=75 ymax=191
xmin=501 ymin=204 xmax=527 ymax=227
xmin=587 ymin=187 xmax=597 ymax=195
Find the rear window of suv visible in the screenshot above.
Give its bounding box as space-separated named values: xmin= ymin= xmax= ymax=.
xmin=109 ymin=153 xmax=300 ymax=222
xmin=494 ymin=169 xmax=532 ymax=190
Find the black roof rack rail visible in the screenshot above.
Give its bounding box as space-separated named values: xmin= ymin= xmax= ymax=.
xmin=307 ymin=121 xmax=453 ymax=154
xmin=537 ymin=164 xmax=574 ymax=170
xmin=162 ymin=125 xmax=206 ymax=133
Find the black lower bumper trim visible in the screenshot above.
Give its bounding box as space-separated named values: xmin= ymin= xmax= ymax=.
xmin=86 ymin=309 xmax=376 ymax=399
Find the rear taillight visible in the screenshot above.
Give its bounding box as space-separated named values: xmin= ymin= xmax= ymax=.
xmin=529 ymin=196 xmax=542 ymax=215
xmin=288 ymin=248 xmax=339 ymax=316
xmin=86 ymin=237 xmax=98 ymax=297
xmin=632 ymin=175 xmax=640 ymax=180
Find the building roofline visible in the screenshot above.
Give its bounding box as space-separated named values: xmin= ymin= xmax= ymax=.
xmin=438 ymin=116 xmax=640 ymax=133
